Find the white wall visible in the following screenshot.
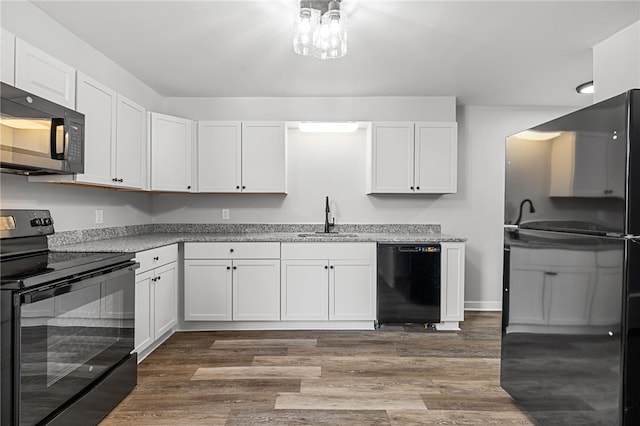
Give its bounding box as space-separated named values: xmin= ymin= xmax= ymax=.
xmin=0 ymin=174 xmax=152 ymax=231
xmin=593 ymin=20 xmax=640 ymax=102
xmin=0 ymin=1 xmax=164 ymax=111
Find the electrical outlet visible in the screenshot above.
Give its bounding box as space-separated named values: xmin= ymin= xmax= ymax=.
xmin=95 ymin=209 xmax=104 ymax=224
xmin=222 ymin=209 xmax=230 ymax=220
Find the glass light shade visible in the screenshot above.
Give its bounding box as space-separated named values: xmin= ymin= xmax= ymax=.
xmin=313 ymin=9 xmax=347 ymax=60
xmin=293 ymin=7 xmax=320 ymax=56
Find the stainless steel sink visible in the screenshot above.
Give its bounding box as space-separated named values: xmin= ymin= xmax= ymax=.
xmin=297 ymin=232 xmax=358 ymax=238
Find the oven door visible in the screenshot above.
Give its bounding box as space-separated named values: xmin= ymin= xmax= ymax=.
xmin=15 ymin=262 xmax=135 ymax=426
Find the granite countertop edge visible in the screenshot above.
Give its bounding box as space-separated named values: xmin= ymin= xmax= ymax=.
xmin=51 ymin=232 xmax=467 ymax=253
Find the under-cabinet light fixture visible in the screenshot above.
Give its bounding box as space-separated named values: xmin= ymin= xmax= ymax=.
xmin=512 ymin=130 xmax=562 ymax=141
xmin=298 ymin=122 xmax=358 ymax=133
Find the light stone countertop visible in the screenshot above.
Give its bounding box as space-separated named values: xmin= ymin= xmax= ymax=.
xmin=50 ymin=231 xmax=466 ymax=253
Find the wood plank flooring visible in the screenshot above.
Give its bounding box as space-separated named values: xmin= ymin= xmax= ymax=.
xmin=100 ymin=312 xmax=534 ymax=425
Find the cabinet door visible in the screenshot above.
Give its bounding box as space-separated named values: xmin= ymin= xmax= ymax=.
xmin=134 ymin=271 xmax=153 ymax=354
xmin=184 ymin=259 xmax=233 ymax=321
xmin=75 ymin=72 xmax=116 ymax=186
xmin=414 ymin=122 xmax=458 ymax=193
xmin=1 ymin=29 xmax=15 ymax=84
xmin=368 ymin=122 xmax=415 ymax=193
xmin=241 ymin=122 xmax=286 ymax=193
xmin=440 ymin=242 xmax=465 ymax=323
xmin=572 ymin=133 xmax=609 ymax=197
xmin=281 ymin=259 xmax=329 ymax=321
xmin=15 ymin=38 xmax=75 ymax=108
xmin=547 ymin=266 xmax=595 ymax=326
xmin=550 ymin=132 xmax=617 ymax=197
xmin=590 ymin=266 xmax=623 ymax=326
xmin=197 ymin=121 xmax=241 ymax=192
xmin=508 ymin=268 xmax=546 ymax=325
xmin=233 ymin=259 xmax=280 ymax=321
xmin=115 ymin=94 xmax=146 ymax=189
xmin=150 ymin=112 xmax=193 ymax=192
xmin=153 ymin=262 xmax=177 ymax=338
xmin=329 ymin=259 xmax=376 ymax=321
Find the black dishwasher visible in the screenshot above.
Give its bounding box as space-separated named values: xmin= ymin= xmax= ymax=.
xmin=376 ymin=243 xmax=441 ymax=326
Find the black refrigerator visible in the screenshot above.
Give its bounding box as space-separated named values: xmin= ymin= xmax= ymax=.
xmin=502 ymin=89 xmax=640 ymax=425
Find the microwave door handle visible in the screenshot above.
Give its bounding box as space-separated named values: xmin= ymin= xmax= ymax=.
xmin=50 ymin=118 xmax=65 ymax=160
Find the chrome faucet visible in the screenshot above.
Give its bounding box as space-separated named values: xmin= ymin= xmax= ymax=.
xmin=324 ymin=196 xmax=335 ymax=233
xmin=515 ymin=198 xmax=536 ymax=225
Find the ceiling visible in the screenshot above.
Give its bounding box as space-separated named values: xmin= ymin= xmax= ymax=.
xmin=29 ymin=0 xmax=640 ymax=107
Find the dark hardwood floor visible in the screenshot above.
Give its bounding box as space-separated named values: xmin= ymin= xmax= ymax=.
xmin=101 ymin=312 xmax=534 ymax=425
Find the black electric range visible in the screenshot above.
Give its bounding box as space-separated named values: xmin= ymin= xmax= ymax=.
xmin=1 ymin=209 xmax=138 ymax=426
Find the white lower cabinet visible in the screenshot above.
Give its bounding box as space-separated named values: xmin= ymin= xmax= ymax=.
xmin=280 ymin=243 xmax=376 ymax=322
xmin=280 ymin=259 xmax=329 ymax=321
xmin=438 ymin=242 xmax=466 ymax=329
xmin=330 ymin=259 xmax=376 ymax=320
xmin=184 ymin=259 xmax=233 ymax=321
xmin=184 ymin=243 xmax=280 ymax=321
xmin=134 ymin=244 xmax=178 ymax=357
xmin=134 ymin=271 xmax=153 ymax=354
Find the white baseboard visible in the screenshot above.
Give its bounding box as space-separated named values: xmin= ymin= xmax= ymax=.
xmin=464 ymin=301 xmax=502 ymax=311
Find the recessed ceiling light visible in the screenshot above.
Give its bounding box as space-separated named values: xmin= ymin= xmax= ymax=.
xmin=576 ymin=81 xmax=594 ymax=94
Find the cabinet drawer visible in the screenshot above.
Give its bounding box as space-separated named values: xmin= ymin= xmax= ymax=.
xmin=185 ymin=242 xmax=280 ymax=259
xmin=281 ymin=243 xmax=376 ymax=260
xmin=136 ymin=244 xmax=178 ymax=273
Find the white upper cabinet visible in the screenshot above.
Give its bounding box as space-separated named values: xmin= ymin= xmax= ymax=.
xmin=367 ymin=122 xmax=415 ymax=193
xmin=150 ymin=112 xmax=194 ymax=192
xmin=32 ymin=73 xmax=147 ymax=189
xmin=196 ymin=121 xmax=286 ymax=193
xmin=75 ymin=73 xmax=117 ymax=186
xmin=241 ymin=122 xmax=286 ymax=193
xmin=115 ymin=94 xmax=146 ymax=189
xmin=15 ymin=38 xmax=76 ymax=108
xmin=197 ymin=121 xmax=242 ymax=192
xmin=367 ymin=122 xmax=458 ymax=194
xmin=1 ymin=29 xmax=15 ymax=84
xmin=414 ymin=123 xmax=458 ymax=193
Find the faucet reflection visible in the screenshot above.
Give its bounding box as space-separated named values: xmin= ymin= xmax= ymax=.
xmin=515 ymin=198 xmax=536 ymax=225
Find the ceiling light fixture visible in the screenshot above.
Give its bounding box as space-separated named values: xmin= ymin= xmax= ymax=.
xmin=293 ymin=0 xmax=347 ymax=60
xmin=576 ymin=81 xmax=594 ymax=94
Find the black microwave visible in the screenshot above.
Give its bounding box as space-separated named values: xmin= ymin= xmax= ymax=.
xmin=0 ymin=82 xmax=84 ymax=175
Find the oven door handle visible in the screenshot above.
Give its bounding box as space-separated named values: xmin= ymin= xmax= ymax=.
xmin=20 ymin=261 xmax=139 ymax=305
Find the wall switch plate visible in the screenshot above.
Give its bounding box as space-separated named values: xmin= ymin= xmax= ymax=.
xmin=95 ymin=209 xmax=104 ymax=224
xmin=222 ymin=209 xmax=230 ymax=220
